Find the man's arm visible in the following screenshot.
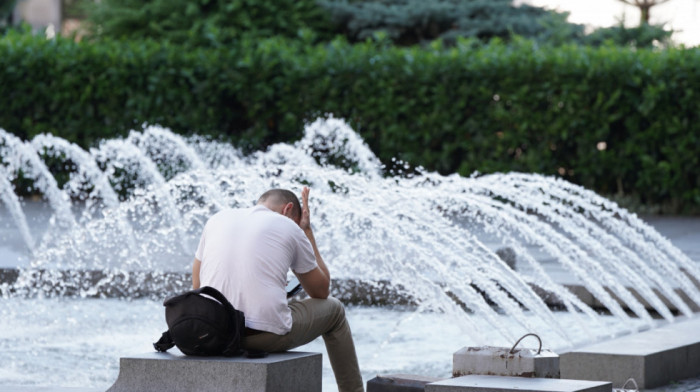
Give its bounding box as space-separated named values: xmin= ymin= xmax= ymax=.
xmin=295 ymin=187 xmax=330 ymax=299
xmin=192 ymin=258 xmax=201 ymax=289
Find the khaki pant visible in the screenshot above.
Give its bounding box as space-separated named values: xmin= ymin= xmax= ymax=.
xmin=243 ymin=297 xmax=364 ymax=392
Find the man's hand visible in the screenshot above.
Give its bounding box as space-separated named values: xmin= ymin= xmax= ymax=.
xmin=299 ymin=186 xmax=311 ymax=231
xmin=296 ymin=186 xmax=331 ymax=297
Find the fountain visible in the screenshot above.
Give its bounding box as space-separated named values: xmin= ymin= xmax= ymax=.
xmin=0 ymin=117 xmax=698 ymax=390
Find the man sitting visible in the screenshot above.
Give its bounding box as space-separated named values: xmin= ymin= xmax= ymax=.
xmin=192 ymin=187 xmax=364 ymax=392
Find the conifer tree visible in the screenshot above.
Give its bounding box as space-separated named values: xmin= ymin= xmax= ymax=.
xmin=318 ymin=0 xmax=584 ymax=45
xmin=617 ymin=0 xmax=671 ymax=25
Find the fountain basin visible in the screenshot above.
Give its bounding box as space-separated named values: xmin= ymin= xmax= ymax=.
xmin=3 ymin=268 xmax=698 ymax=316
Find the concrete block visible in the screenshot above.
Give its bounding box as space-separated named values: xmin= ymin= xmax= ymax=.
xmin=560 ymin=317 xmax=700 ymax=389
xmin=426 ymin=375 xmax=611 ymax=392
xmin=367 ymin=374 xmax=445 ymax=392
xmin=106 ymin=350 xmax=322 ymax=392
xmin=453 ymin=346 xmax=560 ymax=378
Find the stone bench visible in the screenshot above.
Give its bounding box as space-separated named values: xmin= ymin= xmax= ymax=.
xmin=560 ymin=316 xmax=700 ymax=389
xmin=425 ymin=375 xmax=611 ymax=392
xmin=106 ymin=349 xmax=322 ymax=392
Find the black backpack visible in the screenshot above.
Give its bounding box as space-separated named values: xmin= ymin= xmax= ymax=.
xmin=153 ymin=286 xmax=245 ymax=356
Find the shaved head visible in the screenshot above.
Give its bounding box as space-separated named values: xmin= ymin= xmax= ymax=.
xmin=257 ymin=189 xmax=301 ymax=221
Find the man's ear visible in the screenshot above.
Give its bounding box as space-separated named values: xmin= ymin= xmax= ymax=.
xmin=282 ymin=202 xmax=294 ymax=217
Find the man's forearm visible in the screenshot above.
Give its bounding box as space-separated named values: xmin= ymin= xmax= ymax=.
xmin=304 ymin=228 xmax=330 ymax=281
xmin=192 ymin=258 xmax=201 ymax=289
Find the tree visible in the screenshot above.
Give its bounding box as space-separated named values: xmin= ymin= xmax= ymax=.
xmin=1 ymin=0 xmax=17 ymax=32
xmin=85 ymin=0 xmax=335 ymax=46
xmin=318 ymin=0 xmax=584 ymax=46
xmin=617 ymin=0 xmax=671 ymax=25
xmin=584 ymin=21 xmax=672 ymax=47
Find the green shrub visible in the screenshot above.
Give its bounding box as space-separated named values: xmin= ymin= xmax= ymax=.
xmin=84 ymin=0 xmax=335 ymax=46
xmin=1 ymin=32 xmax=699 ymax=211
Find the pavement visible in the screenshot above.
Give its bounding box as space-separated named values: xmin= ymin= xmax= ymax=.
xmin=641 ymin=215 xmax=700 ymax=263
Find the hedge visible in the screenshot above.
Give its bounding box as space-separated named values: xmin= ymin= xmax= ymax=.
xmin=84 ymin=0 xmax=336 ymax=47
xmin=1 ymin=32 xmax=699 ymax=210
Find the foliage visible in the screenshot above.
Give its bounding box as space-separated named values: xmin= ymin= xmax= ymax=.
xmin=1 ymin=32 xmax=699 ymax=211
xmin=84 ymin=0 xmax=335 ymax=46
xmin=584 ymin=22 xmax=673 ymax=48
xmin=317 ymin=0 xmax=584 ymax=46
xmin=63 ymin=0 xmax=92 ymax=19
xmin=79 ymin=0 xmax=674 ymax=49
xmin=0 ymin=0 xmax=17 ymax=33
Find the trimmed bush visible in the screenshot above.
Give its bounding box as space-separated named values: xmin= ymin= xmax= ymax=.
xmin=84 ymin=0 xmax=335 ymax=46
xmin=0 ymin=32 xmax=698 ymax=210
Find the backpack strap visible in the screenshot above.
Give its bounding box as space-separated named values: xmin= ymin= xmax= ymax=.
xmin=195 ymin=286 xmax=245 ymax=357
xmin=194 ymin=286 xmax=236 ymax=315
xmin=153 ymin=330 xmax=175 ymax=352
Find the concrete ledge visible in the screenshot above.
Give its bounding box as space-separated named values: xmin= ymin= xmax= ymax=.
xmin=106 ymin=350 xmax=322 ymax=392
xmin=560 ymin=317 xmax=700 ymax=389
xmin=559 ymin=283 xmax=700 ymax=314
xmin=367 ymin=374 xmax=446 ymax=392
xmin=425 ymin=375 xmax=611 ymax=392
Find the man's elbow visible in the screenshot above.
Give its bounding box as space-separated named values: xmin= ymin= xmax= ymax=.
xmin=306 ymin=284 xmax=330 ymax=299
xmin=312 ymin=289 xmax=330 ymax=299
xmin=297 ymin=268 xmax=330 ymax=299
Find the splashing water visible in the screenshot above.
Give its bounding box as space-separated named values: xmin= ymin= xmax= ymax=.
xmin=1 ymin=117 xmax=698 ymax=353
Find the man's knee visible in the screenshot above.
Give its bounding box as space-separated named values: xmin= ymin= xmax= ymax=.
xmin=326 ymin=296 xmax=345 ymax=317
xmin=309 ymin=296 xmax=346 ymax=325
xmin=299 ymin=296 xmax=347 ymax=323
xmin=319 ymin=297 xmax=350 ymax=335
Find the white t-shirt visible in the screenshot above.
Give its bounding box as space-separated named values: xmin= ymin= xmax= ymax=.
xmin=195 ymin=205 xmax=318 ymax=335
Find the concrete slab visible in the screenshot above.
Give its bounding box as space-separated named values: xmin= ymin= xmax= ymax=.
xmin=425 ymin=375 xmax=611 ymax=392
xmin=560 ymin=317 xmax=700 ymax=389
xmin=367 ymin=374 xmax=445 ymax=392
xmin=453 ymin=346 xmax=560 ymax=378
xmin=106 ymin=350 xmax=322 ymax=392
